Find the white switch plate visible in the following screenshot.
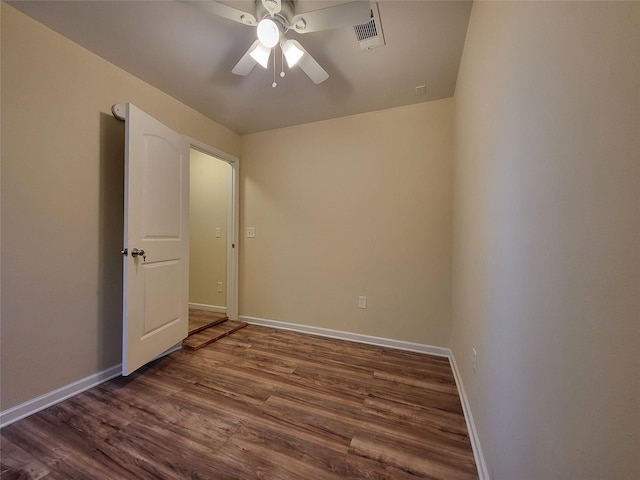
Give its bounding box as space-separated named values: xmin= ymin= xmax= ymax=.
xmin=215 ymin=227 xmax=221 ymax=238
xmin=358 ymin=296 xmax=367 ymax=309
xmin=217 ymin=282 xmax=223 ymax=293
xmin=247 ymin=227 xmax=256 ymax=238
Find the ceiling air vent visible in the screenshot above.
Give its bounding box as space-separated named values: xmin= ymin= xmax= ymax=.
xmin=353 ymin=3 xmax=385 ymax=51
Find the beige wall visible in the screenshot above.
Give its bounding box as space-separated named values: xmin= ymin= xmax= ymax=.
xmin=451 ymin=1 xmax=640 ymax=478
xmin=6 ymin=6 xmax=637 ymax=477
xmin=190 ymin=149 xmax=230 ymax=308
xmin=0 ymin=4 xmax=239 ymax=410
xmin=240 ymin=99 xmax=453 ymax=346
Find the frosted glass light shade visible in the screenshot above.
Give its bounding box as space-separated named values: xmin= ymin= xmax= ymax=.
xmin=282 ymin=39 xmax=304 ymax=68
xmin=249 ymin=42 xmax=272 ymax=68
xmin=256 ymin=19 xmax=280 ymax=48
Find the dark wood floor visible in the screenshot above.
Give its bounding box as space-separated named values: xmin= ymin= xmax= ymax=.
xmin=187 ymin=309 xmax=228 ymax=336
xmin=1 ymin=325 xmax=478 ymax=479
xmin=184 ymin=309 xmax=248 ymax=351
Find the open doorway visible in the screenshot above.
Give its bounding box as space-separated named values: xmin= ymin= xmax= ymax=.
xmin=189 ymin=149 xmax=230 ymax=313
xmin=188 ymin=143 xmax=239 ymax=322
xmin=186 ymin=146 xmax=243 ymax=349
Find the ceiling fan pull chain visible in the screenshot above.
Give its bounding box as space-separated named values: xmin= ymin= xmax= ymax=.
xmin=272 ymin=50 xmax=277 ymax=88
xmin=280 ymin=46 xmax=286 ymax=78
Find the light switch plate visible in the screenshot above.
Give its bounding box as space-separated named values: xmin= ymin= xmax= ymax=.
xmin=358 ymin=296 xmax=367 ymax=309
xmin=247 ymin=227 xmax=256 ymax=238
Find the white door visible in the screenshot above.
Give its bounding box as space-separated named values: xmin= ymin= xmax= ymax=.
xmin=117 ymin=103 xmax=189 ymax=376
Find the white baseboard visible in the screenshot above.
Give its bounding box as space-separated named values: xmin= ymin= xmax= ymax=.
xmin=449 ymin=353 xmax=490 ymax=480
xmin=0 ymin=364 xmax=122 ymax=428
xmin=189 ymin=303 xmax=227 ymax=314
xmin=239 ymin=315 xmax=450 ymax=357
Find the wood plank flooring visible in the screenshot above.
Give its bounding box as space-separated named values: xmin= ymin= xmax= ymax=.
xmin=1 ymin=326 xmax=478 ymax=480
xmin=184 ymin=309 xmax=248 ymax=350
xmin=188 ymin=309 xmax=228 ymax=336
xmin=182 ymin=320 xmax=248 ymax=351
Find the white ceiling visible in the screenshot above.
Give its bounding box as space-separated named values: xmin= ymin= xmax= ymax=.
xmin=9 ymin=0 xmax=472 ymax=135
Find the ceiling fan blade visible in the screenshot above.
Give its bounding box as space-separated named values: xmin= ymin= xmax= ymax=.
xmin=290 ymin=1 xmax=371 ymax=34
xmin=289 ymin=40 xmax=329 ymax=84
xmin=232 ymin=40 xmax=260 ymax=76
xmin=192 ymin=0 xmax=257 ymax=26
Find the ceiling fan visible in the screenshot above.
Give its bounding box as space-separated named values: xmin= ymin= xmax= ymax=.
xmin=202 ymin=0 xmax=371 ymax=84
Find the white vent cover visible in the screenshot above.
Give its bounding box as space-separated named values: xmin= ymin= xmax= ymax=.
xmin=353 ymin=3 xmax=385 ymax=51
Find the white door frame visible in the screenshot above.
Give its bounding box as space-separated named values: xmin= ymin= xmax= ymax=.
xmin=187 ymin=137 xmax=239 ymax=320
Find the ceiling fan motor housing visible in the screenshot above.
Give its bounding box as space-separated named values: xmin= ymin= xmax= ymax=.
xmin=255 ymin=0 xmax=295 ymax=26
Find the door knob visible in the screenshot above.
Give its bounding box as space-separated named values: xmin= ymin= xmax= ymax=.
xmin=131 ymin=248 xmax=146 ymax=261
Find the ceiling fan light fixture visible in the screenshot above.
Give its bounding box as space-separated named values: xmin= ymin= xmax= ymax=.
xmin=256 ymin=18 xmax=280 ymax=48
xmin=282 ymin=39 xmax=304 ymax=68
xmin=249 ymin=41 xmax=272 ymax=68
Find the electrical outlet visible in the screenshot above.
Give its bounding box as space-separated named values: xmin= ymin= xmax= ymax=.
xmin=472 ymin=348 xmax=477 ymax=374
xmin=358 ymin=296 xmax=367 ymax=309
xmin=246 ymin=227 xmax=256 ymax=238
xmin=217 ymin=282 xmax=223 ymax=293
